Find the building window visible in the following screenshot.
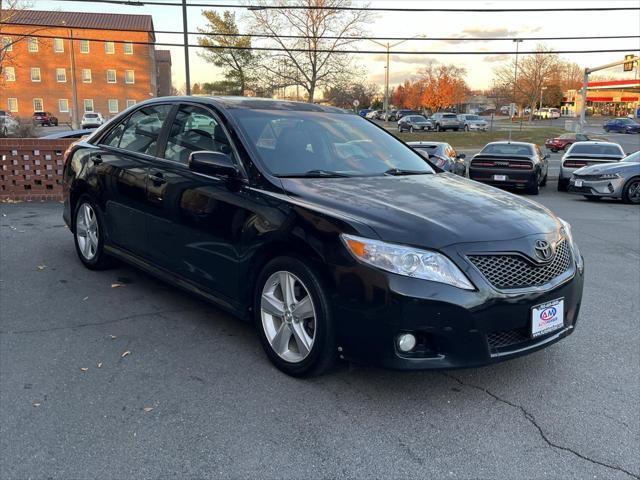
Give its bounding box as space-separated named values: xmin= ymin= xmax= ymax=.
xmin=8 ymin=98 xmax=18 ymax=113
xmin=2 ymin=37 xmax=12 ymax=52
xmin=59 ymin=99 xmax=69 ymax=113
xmin=126 ymin=99 xmax=136 ymax=108
xmin=28 ymin=37 xmax=38 ymax=52
xmin=108 ymin=99 xmax=119 ymax=113
xmin=56 ymin=68 xmax=67 ymax=82
xmin=82 ymin=69 xmax=92 ymax=83
xmin=30 ymin=67 xmax=41 ymax=82
xmin=54 ymin=38 xmax=64 ymax=52
xmin=104 ymin=41 xmax=115 ymax=54
xmin=124 ymin=70 xmax=135 ymax=84
xmin=33 ymin=98 xmax=44 ymax=112
xmin=124 ymin=42 xmax=133 ymax=55
xmin=84 ymin=99 xmax=94 ymax=112
xmin=80 ymin=39 xmax=90 ymax=53
xmin=106 ymin=69 xmax=117 ymax=83
xmin=4 ymin=66 xmax=15 ymax=82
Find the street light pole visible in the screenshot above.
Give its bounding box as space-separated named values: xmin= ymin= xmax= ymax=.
xmin=182 ymin=0 xmax=191 ymax=95
xmin=509 ymin=39 xmax=523 ymax=142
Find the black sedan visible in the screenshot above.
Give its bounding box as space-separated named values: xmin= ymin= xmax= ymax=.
xmin=62 ymin=97 xmax=584 ymax=377
xmin=469 ymin=141 xmax=549 ymax=195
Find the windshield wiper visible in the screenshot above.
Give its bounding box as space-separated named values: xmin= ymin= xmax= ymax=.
xmin=278 ymin=169 xmax=352 ymax=178
xmin=384 ymin=168 xmax=431 ymax=176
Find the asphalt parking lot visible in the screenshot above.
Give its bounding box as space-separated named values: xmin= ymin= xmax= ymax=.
xmin=1 ymin=186 xmax=639 ymax=479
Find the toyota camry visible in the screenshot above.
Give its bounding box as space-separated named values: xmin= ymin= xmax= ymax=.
xmin=62 ymin=97 xmax=584 ymax=377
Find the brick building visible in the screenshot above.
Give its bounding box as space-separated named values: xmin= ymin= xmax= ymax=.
xmin=1 ymin=10 xmax=171 ymax=125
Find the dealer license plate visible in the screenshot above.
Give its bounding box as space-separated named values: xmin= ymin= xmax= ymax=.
xmin=494 ymin=174 xmax=507 ymax=181
xmin=574 ymin=179 xmax=583 ymax=187
xmin=531 ymin=298 xmax=564 ymax=338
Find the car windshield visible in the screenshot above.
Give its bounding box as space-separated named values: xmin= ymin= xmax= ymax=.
xmin=410 ymin=116 xmax=427 ymax=122
xmin=231 ymin=110 xmax=435 ymax=177
xmin=569 ymin=144 xmax=624 ymax=156
xmin=480 ymin=143 xmax=534 ymax=156
xmin=622 ymin=151 xmax=640 ymax=163
xmin=619 ymin=118 xmax=638 ymax=125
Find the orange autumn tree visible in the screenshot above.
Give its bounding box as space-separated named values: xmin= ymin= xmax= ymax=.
xmin=420 ymin=64 xmax=469 ymax=112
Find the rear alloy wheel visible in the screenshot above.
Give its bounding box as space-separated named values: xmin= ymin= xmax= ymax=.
xmin=527 ymin=175 xmax=540 ymax=195
xmin=622 ymin=178 xmax=640 ymax=204
xmin=256 ymin=257 xmax=335 ymax=377
xmin=73 ymin=196 xmax=112 ymax=270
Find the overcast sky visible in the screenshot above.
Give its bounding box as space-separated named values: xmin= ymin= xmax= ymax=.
xmin=35 ymin=0 xmax=640 ymax=92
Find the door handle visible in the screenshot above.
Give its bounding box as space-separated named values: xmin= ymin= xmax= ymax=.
xmin=93 ymin=153 xmax=102 ymax=165
xmin=149 ymin=171 xmax=167 ymax=185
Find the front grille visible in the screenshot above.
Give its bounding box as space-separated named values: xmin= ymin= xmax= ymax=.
xmin=569 ymin=186 xmax=593 ymax=193
xmin=468 ymin=239 xmax=572 ymax=290
xmin=573 ymin=174 xmax=602 ymax=181
xmin=487 ymin=328 xmax=529 ymax=349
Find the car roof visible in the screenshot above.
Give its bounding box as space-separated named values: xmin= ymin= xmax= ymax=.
xmin=149 ymin=96 xmax=350 ymax=114
xmin=570 ymin=141 xmax=621 ymax=147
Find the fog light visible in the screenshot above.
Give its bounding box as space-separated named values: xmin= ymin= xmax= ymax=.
xmin=397 ymin=333 xmax=417 ymax=352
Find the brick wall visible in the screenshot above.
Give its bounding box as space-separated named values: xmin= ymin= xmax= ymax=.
xmin=0 ymin=139 xmax=73 ymax=201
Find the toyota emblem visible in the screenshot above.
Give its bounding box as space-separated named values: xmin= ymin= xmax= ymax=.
xmin=534 ymin=240 xmax=554 ymax=262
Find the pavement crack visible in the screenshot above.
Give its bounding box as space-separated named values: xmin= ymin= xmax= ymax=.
xmin=0 ymin=308 xmax=204 ymax=335
xmin=441 ymin=372 xmax=639 ymax=480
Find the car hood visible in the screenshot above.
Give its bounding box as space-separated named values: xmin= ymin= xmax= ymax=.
xmin=280 ymin=173 xmax=559 ymax=249
xmin=574 ymin=161 xmax=636 ymax=175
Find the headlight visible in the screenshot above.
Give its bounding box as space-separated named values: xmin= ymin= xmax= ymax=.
xmin=558 ymin=218 xmax=584 ymax=274
xmin=596 ymin=173 xmax=620 ymax=180
xmin=341 ymin=234 xmax=475 ymax=290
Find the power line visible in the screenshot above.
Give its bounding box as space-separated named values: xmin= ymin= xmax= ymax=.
xmin=3 ymin=21 xmax=639 ymax=43
xmin=41 ymin=0 xmax=640 ymax=13
xmin=20 ymin=32 xmax=640 ymax=55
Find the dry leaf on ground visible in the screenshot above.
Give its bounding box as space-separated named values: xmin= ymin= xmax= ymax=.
xmin=143 ymin=407 xmax=153 ymax=412
xmin=37 ymin=265 xmax=46 ymax=270
xmin=121 ymin=351 xmax=131 ymax=358
xmin=80 ymin=367 xmax=88 ymax=372
xmin=97 ymin=362 xmax=102 ymax=368
xmin=111 ymin=283 xmax=123 ymax=288
xmin=32 ymin=402 xmax=41 ymax=407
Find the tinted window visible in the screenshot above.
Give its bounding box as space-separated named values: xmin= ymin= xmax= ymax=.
xmin=623 ymin=151 xmax=640 ymax=163
xmin=164 ymin=105 xmax=232 ymax=164
xmin=231 ymin=110 xmax=435 ymax=176
xmin=481 ymin=144 xmax=534 ymax=156
xmin=443 ymin=114 xmax=457 ymax=119
xmin=465 ymin=115 xmax=480 ymax=120
xmin=108 ymin=104 xmax=171 ymax=155
xmin=569 ymin=144 xmax=624 ymax=156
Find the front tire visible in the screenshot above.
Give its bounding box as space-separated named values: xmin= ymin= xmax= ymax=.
xmin=557 ymin=178 xmax=569 ymax=192
xmin=622 ymin=177 xmax=640 ymax=204
xmin=73 ymin=195 xmax=112 ymax=270
xmin=255 ymin=256 xmax=336 ymax=377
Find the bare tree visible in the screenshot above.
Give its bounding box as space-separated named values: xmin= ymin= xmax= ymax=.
xmin=0 ymin=0 xmax=43 ymax=75
xmin=323 ymin=81 xmax=380 ymax=108
xmin=247 ymin=0 xmax=372 ymax=103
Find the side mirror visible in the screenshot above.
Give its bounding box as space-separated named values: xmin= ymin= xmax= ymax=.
xmin=188 ymin=150 xmax=238 ymax=178
xmin=457 ymin=153 xmax=466 ymax=159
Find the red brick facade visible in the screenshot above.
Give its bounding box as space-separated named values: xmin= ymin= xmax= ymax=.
xmin=1 ymin=138 xmax=73 ymax=201
xmin=1 ymin=12 xmax=167 ymax=123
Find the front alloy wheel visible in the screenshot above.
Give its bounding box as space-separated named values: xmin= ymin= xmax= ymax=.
xmin=255 ymin=257 xmax=335 ymax=376
xmin=622 ymin=178 xmax=640 ymax=204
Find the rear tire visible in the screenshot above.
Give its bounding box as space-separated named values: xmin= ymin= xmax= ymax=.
xmin=527 ymin=177 xmax=540 ymax=195
xmin=557 ymin=178 xmax=568 ymax=192
xmin=254 ymin=256 xmax=336 ymax=377
xmin=73 ymin=195 xmax=113 ymax=270
xmin=541 ymin=173 xmax=548 ymax=186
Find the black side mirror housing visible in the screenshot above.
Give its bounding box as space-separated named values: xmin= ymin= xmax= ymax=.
xmin=457 ymin=153 xmax=466 ymax=159
xmin=189 ymin=151 xmax=238 ymax=178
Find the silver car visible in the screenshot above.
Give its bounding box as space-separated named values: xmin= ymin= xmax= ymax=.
xmin=457 ymin=114 xmax=488 ymax=131
xmin=568 ymin=151 xmax=640 ymax=203
xmin=557 ymin=141 xmax=625 ymax=191
xmin=431 ymin=112 xmax=460 ymax=131
xmin=407 ymin=141 xmax=467 ymax=176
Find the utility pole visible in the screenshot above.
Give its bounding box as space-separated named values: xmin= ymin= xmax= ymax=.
xmin=182 ymin=0 xmax=191 ymax=95
xmin=509 ymin=39 xmax=523 ymax=142
xmin=67 ymin=26 xmax=79 ymax=129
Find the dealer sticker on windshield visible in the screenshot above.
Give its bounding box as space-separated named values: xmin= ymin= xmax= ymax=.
xmin=531 ymin=298 xmax=564 ymax=337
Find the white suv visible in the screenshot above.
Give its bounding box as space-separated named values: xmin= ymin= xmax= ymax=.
xmin=81 ymin=112 xmax=105 ymax=128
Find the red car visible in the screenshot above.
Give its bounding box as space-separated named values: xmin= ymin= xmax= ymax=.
xmin=544 ymin=133 xmax=594 ymax=152
xmin=32 ymin=111 xmax=59 ymax=127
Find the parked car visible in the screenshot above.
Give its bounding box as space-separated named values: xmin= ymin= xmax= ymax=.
xmin=568 ymin=150 xmax=640 ymax=203
xmin=396 ymin=109 xmax=419 ymax=120
xmin=469 ymin=141 xmax=549 ymax=195
xmin=63 ymin=96 xmax=584 ymax=376
xmin=81 ymin=112 xmax=105 ymax=129
xmin=544 ymin=133 xmax=597 ymax=152
xmin=407 ymin=141 xmax=466 ymax=176
xmin=398 ymin=115 xmax=433 ymax=132
xmin=0 ymin=110 xmax=19 ymax=136
xmin=358 ymin=109 xmax=372 ymax=118
xmin=603 ymin=118 xmax=640 ymax=134
xmin=365 ymin=110 xmax=381 ymax=119
xmin=431 ymin=112 xmax=460 ymax=131
xmin=535 ymin=108 xmax=560 ymax=119
xmin=478 ymin=109 xmax=497 ymax=117
xmin=457 ymin=114 xmax=488 ymax=132
xmin=557 ymin=141 xmax=626 ymax=191
xmin=42 ymin=129 xmax=96 ymax=139
xmin=32 ymin=111 xmax=58 ymax=126
xmin=382 ymin=110 xmax=399 ymax=121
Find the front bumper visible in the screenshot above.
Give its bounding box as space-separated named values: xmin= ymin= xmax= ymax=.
xmin=568 ymin=177 xmax=624 ymax=197
xmin=468 ymin=124 xmax=488 ymax=131
xmin=332 ymin=240 xmax=584 ymax=370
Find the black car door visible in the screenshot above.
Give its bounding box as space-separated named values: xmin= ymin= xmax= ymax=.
xmin=92 ymin=103 xmax=172 ymax=256
xmin=144 ymin=103 xmax=257 ymax=302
